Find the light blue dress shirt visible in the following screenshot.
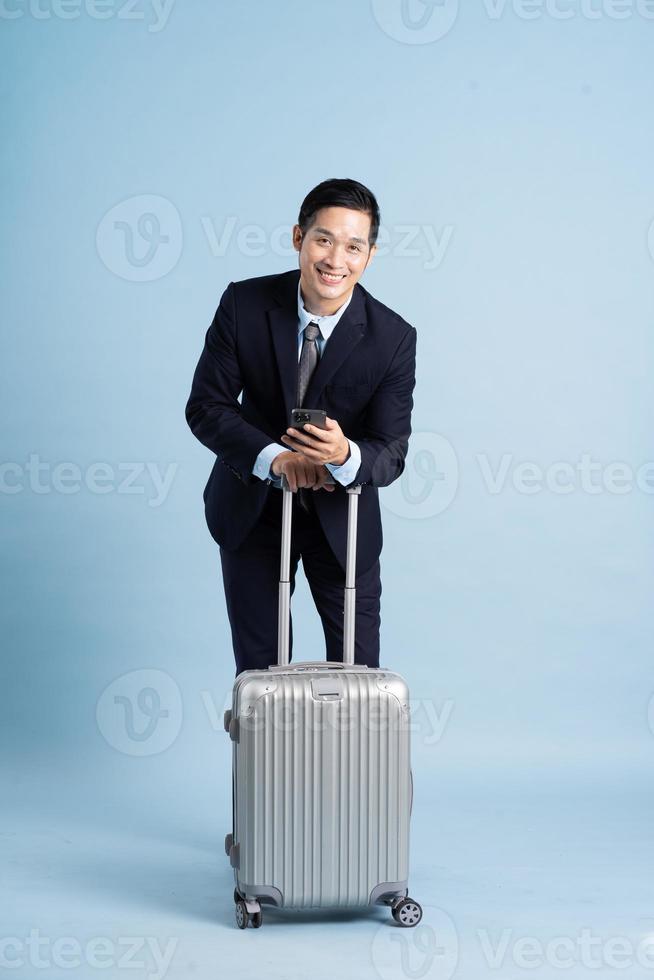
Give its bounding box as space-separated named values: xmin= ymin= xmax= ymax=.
xmin=252 ymin=280 xmax=362 ymax=486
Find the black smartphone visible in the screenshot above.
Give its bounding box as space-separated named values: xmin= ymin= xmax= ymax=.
xmin=290 ymin=408 xmax=328 ymax=431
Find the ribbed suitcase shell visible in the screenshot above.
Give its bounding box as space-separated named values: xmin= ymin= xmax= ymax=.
xmin=230 ymin=663 xmax=411 ymax=909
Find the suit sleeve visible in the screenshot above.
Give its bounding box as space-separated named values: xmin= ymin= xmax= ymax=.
xmin=185 ymin=282 xmax=274 ymax=483
xmin=350 ymin=325 xmax=417 ymax=489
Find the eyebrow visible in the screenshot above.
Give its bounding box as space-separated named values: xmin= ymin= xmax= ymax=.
xmin=312 ymin=226 xmax=368 ymax=246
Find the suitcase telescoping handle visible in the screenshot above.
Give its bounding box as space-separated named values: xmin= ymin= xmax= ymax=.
xmin=277 ymin=474 xmax=361 ymax=667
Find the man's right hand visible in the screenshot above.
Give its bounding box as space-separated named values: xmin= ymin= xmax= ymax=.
xmin=271 ymin=451 xmax=335 ymax=493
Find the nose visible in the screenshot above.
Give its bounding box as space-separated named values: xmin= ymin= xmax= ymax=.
xmin=324 ymin=244 xmax=347 ymax=270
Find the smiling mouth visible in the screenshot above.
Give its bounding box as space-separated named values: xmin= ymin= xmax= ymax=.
xmin=317 ymin=268 xmax=346 ymax=284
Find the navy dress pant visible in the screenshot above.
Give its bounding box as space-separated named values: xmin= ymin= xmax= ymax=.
xmin=219 ymin=489 xmax=381 ymax=675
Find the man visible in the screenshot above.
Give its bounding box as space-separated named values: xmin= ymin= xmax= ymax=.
xmin=186 ymin=178 xmax=416 ymax=675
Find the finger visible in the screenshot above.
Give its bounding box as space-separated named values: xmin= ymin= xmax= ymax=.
xmin=302 ymin=423 xmax=331 ymax=442
xmin=303 ymin=463 xmax=317 ymax=489
xmin=296 ymin=459 xmax=310 ymax=488
xmin=285 ymin=428 xmax=316 ymax=446
xmin=286 ymin=427 xmax=308 ymax=439
xmin=287 ymin=432 xmax=334 ymax=455
xmin=284 ymin=465 xmax=297 ymax=493
xmin=284 ymin=438 xmax=322 ymax=461
xmin=282 ymin=432 xmax=310 ymax=449
xmin=316 ymin=466 xmax=334 ymax=491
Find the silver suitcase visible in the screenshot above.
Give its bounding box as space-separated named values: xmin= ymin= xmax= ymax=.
xmin=224 ymin=479 xmax=422 ymax=929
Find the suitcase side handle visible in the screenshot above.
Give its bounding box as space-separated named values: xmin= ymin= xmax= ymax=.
xmin=277 ymin=475 xmax=361 ymax=668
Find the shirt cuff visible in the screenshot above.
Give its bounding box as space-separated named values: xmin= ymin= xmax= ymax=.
xmin=252 ymin=442 xmax=286 ymax=484
xmin=325 ymin=439 xmax=362 ymax=487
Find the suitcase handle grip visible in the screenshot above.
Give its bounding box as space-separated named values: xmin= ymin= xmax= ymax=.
xmin=267 ymin=661 xmax=364 ymax=673
xmin=278 ymin=473 xmax=360 ymax=493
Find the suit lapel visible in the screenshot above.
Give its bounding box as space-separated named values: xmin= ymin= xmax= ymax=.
xmin=268 ymin=274 xmax=299 ymax=424
xmin=267 ymin=269 xmax=367 ymax=418
xmin=303 ymin=309 xmax=365 ymax=408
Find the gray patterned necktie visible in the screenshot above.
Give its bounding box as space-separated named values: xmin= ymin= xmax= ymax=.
xmin=296 ymin=321 xmax=321 ymax=407
xmin=295 ymin=321 xmax=321 ymax=513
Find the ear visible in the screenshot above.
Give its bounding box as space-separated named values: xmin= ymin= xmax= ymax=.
xmin=292 ymin=224 xmax=303 ymax=253
xmin=365 ymin=243 xmax=377 ymax=268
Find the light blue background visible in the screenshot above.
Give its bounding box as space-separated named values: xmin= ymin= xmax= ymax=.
xmin=2 ymin=1 xmax=654 ymax=977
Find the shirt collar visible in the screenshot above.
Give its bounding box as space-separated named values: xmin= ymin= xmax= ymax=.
xmin=297 ymin=279 xmax=353 ymax=341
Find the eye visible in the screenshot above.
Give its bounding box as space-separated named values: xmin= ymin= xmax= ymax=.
xmin=349 ymin=245 xmax=361 ymax=252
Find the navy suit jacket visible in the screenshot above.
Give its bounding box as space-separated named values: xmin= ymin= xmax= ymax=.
xmin=185 ymin=268 xmax=417 ymax=574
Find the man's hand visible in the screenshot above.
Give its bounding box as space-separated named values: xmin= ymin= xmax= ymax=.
xmin=271 ymin=451 xmax=335 ymax=493
xmin=281 ymin=417 xmax=350 ymax=467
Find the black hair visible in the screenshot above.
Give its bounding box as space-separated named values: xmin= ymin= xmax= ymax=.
xmin=297 ymin=178 xmax=381 ymax=248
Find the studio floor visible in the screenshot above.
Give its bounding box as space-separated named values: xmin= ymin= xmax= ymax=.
xmin=4 ymin=760 xmax=652 ymax=980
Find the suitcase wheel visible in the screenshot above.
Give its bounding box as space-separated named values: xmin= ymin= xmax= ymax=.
xmin=224 ymin=833 xmax=233 ymax=857
xmin=223 ymin=710 xmax=232 ymax=732
xmin=391 ymin=898 xmax=423 ymax=927
xmin=235 ymin=900 xmax=249 ymax=929
xmin=234 ymin=897 xmax=263 ymax=929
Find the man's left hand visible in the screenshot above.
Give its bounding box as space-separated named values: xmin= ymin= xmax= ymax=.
xmin=281 ymin=416 xmax=350 ymax=467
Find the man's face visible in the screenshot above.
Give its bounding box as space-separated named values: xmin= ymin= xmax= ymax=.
xmin=293 ymin=206 xmax=376 ymax=315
